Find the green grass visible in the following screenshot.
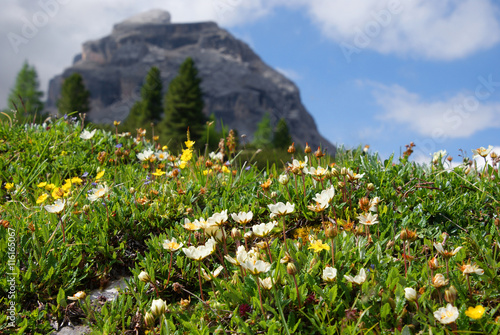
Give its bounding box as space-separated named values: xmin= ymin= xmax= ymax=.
xmin=0 ymin=115 xmax=499 ymax=334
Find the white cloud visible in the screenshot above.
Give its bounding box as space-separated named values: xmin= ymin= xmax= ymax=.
xmin=367 ymin=81 xmax=500 ymax=139
xmin=1 ymin=0 xmax=499 ymax=107
xmin=303 ymin=0 xmax=500 ymax=60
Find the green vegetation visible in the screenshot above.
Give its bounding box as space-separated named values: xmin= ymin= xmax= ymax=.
xmin=159 ymin=57 xmax=205 ymax=148
xmin=122 ymin=67 xmax=163 ymax=132
xmin=1 ymin=114 xmax=500 ymax=334
xmin=6 ymin=61 xmax=44 ymax=119
xmin=57 ymin=72 xmax=91 ymax=116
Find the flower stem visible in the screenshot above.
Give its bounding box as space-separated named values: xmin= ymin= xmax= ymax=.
xmin=197 ymin=261 xmax=205 ymax=302
xmin=166 ymin=251 xmax=173 ymax=287
xmin=256 ymin=276 xmax=265 ymax=315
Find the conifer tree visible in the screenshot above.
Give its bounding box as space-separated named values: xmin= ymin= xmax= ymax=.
xmin=159 ymin=57 xmax=205 ymax=148
xmin=57 ymin=72 xmax=90 ymax=115
xmin=252 ymin=113 xmax=273 ymax=149
xmin=122 ymin=66 xmax=163 ymax=131
xmin=272 ymin=118 xmax=292 ymax=149
xmin=8 ymin=61 xmax=44 ymax=116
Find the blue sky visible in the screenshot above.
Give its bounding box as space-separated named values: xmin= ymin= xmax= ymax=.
xmin=1 ymin=0 xmax=500 ymax=161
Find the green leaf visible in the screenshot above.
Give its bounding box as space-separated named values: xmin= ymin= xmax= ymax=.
xmin=56 ymin=288 xmax=67 ymax=308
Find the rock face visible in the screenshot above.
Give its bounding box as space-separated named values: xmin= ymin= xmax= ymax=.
xmin=47 ymin=9 xmax=335 ymax=153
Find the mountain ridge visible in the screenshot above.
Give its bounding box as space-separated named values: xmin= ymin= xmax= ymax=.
xmin=46 ymin=9 xmax=335 ymax=153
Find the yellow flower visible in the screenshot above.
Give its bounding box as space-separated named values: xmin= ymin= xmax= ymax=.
xmin=465 ymin=305 xmax=485 ymax=320
xmin=71 ymin=177 xmax=83 ymax=185
xmin=162 ymin=145 xmax=168 ymax=151
xmin=45 ymin=183 xmax=56 ymax=191
xmin=60 ymin=151 xmax=67 ymax=156
xmin=181 ymin=148 xmax=193 ymax=162
xmin=61 ymin=182 xmax=72 ymax=192
xmin=113 ymin=120 xmax=121 ymax=126
xmin=5 ymin=183 xmax=14 ymax=191
xmin=37 ymin=182 xmax=47 ymax=188
xmin=185 ymin=140 xmax=195 ymax=149
xmin=221 ymin=166 xmax=230 ymax=174
xmin=308 ymin=239 xmax=330 ymax=253
xmin=95 ymin=170 xmax=105 ymax=180
xmin=51 ymin=187 xmax=68 ymax=199
xmin=36 ymin=193 xmax=49 ymax=204
xmin=179 ymin=161 xmax=187 ymax=169
xmin=152 ymin=169 xmax=166 ymax=176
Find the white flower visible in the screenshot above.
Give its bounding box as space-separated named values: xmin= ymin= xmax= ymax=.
xmin=313 ymin=186 xmax=335 ymax=205
xmin=88 ymin=184 xmax=109 ymax=202
xmin=80 ymin=129 xmax=96 ymax=140
xmin=433 ymin=242 xmax=462 ymax=258
xmin=138 ymin=271 xmax=151 ymax=283
xmin=344 ymin=268 xmax=367 ymax=285
xmin=472 ymin=145 xmax=493 ymax=159
xmin=240 ymin=259 xmax=271 ymax=275
xmin=151 ymin=298 xmax=167 ymax=317
xmin=231 ymin=211 xmax=253 ymax=224
xmin=259 ymin=277 xmax=273 ymax=290
xmin=345 ymin=168 xmax=364 ymax=182
xmin=252 ymin=221 xmax=277 ymax=237
xmin=208 ymin=210 xmax=228 ymax=226
xmin=357 ymin=212 xmax=378 ymax=225
xmin=44 ymin=199 xmax=65 ymax=214
xmin=404 ymin=287 xmax=417 ymax=302
xmin=460 ymin=263 xmax=484 ymax=275
xmin=137 ymin=148 xmax=154 ymax=161
xmin=200 ymin=265 xmax=223 ymax=281
xmin=322 ymin=267 xmax=337 ymax=282
xmin=278 ymin=174 xmax=289 ymax=185
xmin=369 ymin=197 xmax=380 ymax=212
xmin=209 ymin=152 xmax=224 ymax=162
xmin=182 ymin=238 xmax=216 ymax=260
xmin=288 ymin=156 xmax=308 ymax=174
xmin=155 ymin=150 xmax=170 ymax=161
xmin=268 ymin=202 xmax=294 ymax=218
xmin=162 ymin=237 xmax=183 ymax=251
xmin=432 ymin=150 xmax=447 ymax=164
xmin=308 ymin=166 xmax=329 ymax=179
xmin=434 ymin=304 xmax=459 ymax=325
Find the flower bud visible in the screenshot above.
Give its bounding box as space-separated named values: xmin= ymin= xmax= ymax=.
xmin=287 ymin=142 xmax=295 ymax=154
xmin=82 ymin=204 xmax=90 ymax=213
xmin=287 ymin=263 xmax=298 ymax=276
xmin=340 ymin=167 xmax=347 ymax=176
xmin=138 ymin=271 xmax=151 ymax=283
xmin=358 ymin=197 xmax=370 ymax=212
xmin=495 ymin=218 xmax=500 ymax=227
xmin=231 ymin=227 xmax=241 ymax=239
xmin=400 ymin=229 xmax=408 ymax=241
xmin=129 ymin=187 xmax=135 ymax=194
xmin=325 ymin=225 xmax=338 ymax=238
xmin=270 ymin=191 xmax=277 ymax=198
xmin=330 ymin=167 xmax=339 ymax=178
xmin=404 ymin=287 xmax=417 ymax=302
xmin=386 ymin=240 xmax=395 ymax=249
xmin=244 ymin=231 xmax=253 ymax=240
xmin=338 ymin=181 xmax=345 ymax=188
xmin=280 ymin=252 xmax=291 ymax=264
xmin=304 ymin=143 xmax=312 ymax=153
xmin=151 ymin=298 xmax=167 ymax=317
xmin=367 ymin=183 xmax=375 ymax=191
xmin=144 ymin=311 xmax=155 ymax=327
xmin=444 ymin=285 xmax=457 ymax=304
xmin=278 ymin=174 xmax=289 ymax=185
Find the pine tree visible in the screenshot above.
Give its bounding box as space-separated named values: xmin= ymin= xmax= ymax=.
xmin=159 ymin=57 xmax=205 ymax=148
xmin=272 ymin=118 xmax=292 ymax=149
xmin=57 ymin=72 xmax=90 ymax=115
xmin=252 ymin=113 xmax=273 ymax=149
xmin=8 ymin=61 xmax=44 ymax=116
xmin=122 ymin=66 xmax=163 ymax=131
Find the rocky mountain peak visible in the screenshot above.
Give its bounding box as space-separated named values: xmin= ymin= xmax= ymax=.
xmin=47 ymin=10 xmax=335 ymax=153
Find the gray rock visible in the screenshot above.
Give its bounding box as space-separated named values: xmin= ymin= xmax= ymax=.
xmin=47 ymin=10 xmax=335 ymax=153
